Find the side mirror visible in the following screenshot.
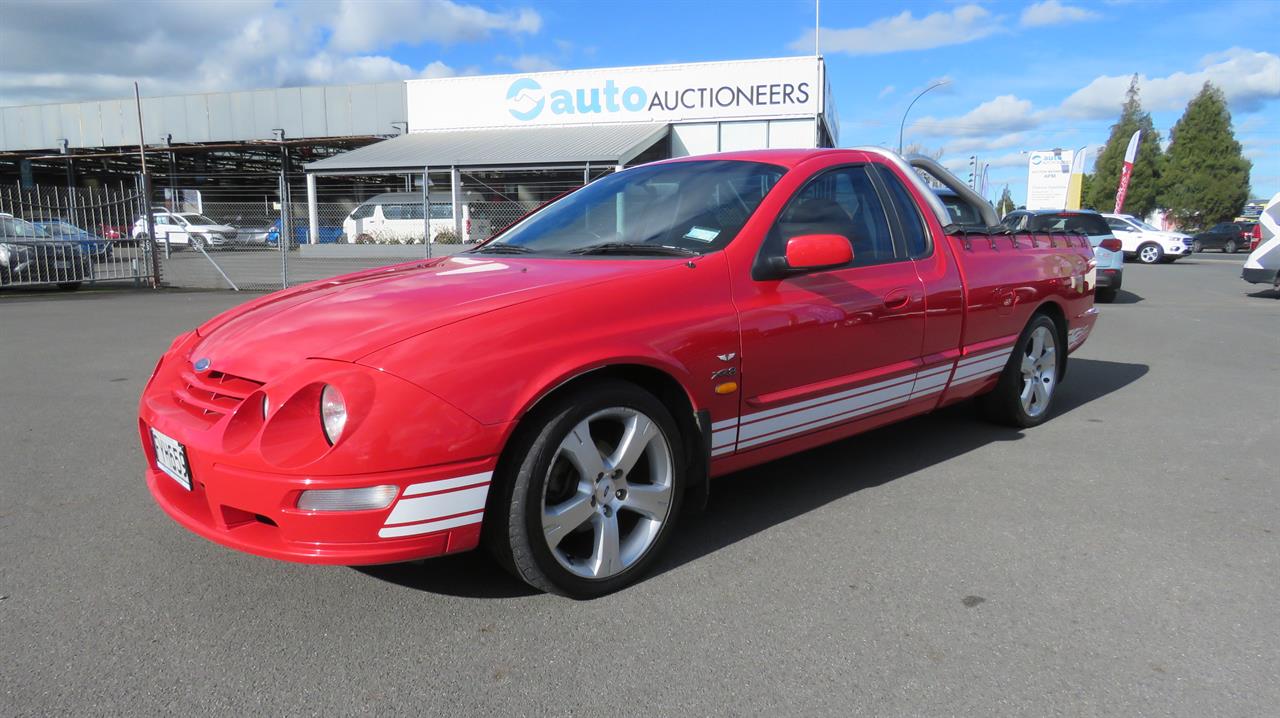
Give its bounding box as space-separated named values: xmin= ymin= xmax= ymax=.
xmin=785 ymin=233 xmax=853 ymax=270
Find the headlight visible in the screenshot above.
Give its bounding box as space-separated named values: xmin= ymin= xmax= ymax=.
xmin=320 ymin=384 xmax=347 ymax=445
xmin=261 ymin=394 xmax=270 ymax=418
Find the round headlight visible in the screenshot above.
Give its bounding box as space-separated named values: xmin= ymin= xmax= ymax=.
xmin=320 ymin=384 xmax=347 ymax=445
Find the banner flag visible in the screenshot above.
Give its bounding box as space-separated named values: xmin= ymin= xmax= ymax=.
xmin=1065 ymin=147 xmax=1088 ymax=209
xmin=1114 ymin=131 xmax=1141 ymax=214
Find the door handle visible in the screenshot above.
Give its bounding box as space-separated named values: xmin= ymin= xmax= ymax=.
xmin=883 ymin=289 xmax=911 ymax=310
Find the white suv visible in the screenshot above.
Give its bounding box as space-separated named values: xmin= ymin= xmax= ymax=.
xmin=132 ymin=209 xmax=238 ymax=250
xmin=1102 ymin=213 xmax=1194 ymax=264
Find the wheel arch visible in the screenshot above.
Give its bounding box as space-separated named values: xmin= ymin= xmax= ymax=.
xmin=1029 ymin=298 xmax=1069 ymax=382
xmin=493 ymin=362 xmax=711 ymax=520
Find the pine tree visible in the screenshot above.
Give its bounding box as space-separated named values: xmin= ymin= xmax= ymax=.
xmin=1083 ymin=75 xmax=1164 ymax=217
xmin=1161 ymin=82 xmax=1252 ymax=227
xmin=995 ymin=186 xmax=1015 ymax=216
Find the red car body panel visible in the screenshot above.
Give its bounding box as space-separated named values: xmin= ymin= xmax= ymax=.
xmin=138 ymin=148 xmax=1098 ymax=565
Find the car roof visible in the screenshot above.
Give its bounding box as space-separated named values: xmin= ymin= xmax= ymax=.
xmin=1011 ymin=208 xmax=1103 ymax=216
xmin=654 ymin=147 xmax=879 ymax=169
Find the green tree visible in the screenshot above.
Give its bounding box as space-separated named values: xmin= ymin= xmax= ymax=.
xmin=1161 ymin=82 xmax=1252 ymax=227
xmin=995 ymin=185 xmax=1015 ymax=216
xmin=1083 ymin=75 xmax=1164 ymax=217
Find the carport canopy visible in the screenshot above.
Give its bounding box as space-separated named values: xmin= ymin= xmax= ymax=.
xmin=304 ymin=123 xmax=669 ymax=175
xmin=301 ymin=123 xmax=669 ymax=244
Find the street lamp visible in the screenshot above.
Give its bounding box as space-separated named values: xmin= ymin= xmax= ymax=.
xmin=898 ymin=79 xmax=950 ymax=155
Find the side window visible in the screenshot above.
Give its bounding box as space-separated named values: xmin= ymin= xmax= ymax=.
xmin=874 ymin=166 xmax=930 ymax=257
xmin=401 ymin=203 xmax=425 ymax=220
xmin=1002 ymin=214 xmax=1023 ymax=230
xmin=1105 ymin=217 xmax=1129 ymax=232
xmin=351 ymin=204 xmax=374 ymax=220
xmin=429 ymin=204 xmax=454 ymax=220
xmin=769 ymin=166 xmax=898 ymax=267
xmin=381 ymin=204 xmax=406 ymax=220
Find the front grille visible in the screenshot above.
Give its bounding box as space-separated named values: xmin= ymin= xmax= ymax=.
xmin=173 ymin=369 xmax=263 ymax=427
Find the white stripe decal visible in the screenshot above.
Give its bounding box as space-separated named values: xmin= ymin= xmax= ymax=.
xmin=740 ymin=382 xmax=913 ymax=442
xmin=385 ymin=485 xmax=489 ymax=526
xmin=711 ymin=427 xmax=736 ymax=448
xmin=402 ymin=472 xmax=492 ymax=497
xmin=742 ymin=372 xmax=917 ymax=425
xmin=710 ymin=344 xmax=1015 ymax=456
xmin=378 ymin=512 xmax=483 ymax=539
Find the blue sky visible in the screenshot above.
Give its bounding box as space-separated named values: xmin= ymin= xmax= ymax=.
xmin=4 ymin=0 xmax=1278 ymax=204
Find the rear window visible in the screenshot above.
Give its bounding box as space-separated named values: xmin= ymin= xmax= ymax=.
xmin=1028 ymin=213 xmax=1110 ymax=235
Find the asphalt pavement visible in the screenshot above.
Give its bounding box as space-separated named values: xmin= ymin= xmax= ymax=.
xmin=2 ymin=254 xmax=1277 ymax=716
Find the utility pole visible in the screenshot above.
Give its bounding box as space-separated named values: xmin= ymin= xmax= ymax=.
xmin=273 ymin=129 xmax=290 ymax=288
xmin=135 ymin=82 xmax=161 ymax=284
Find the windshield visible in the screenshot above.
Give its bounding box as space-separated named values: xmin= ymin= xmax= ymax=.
xmin=0 ymin=217 xmax=53 ymax=239
xmin=178 ymin=214 xmax=217 ymax=225
xmin=481 ymin=160 xmax=784 ymax=254
xmin=1029 ymin=212 xmax=1111 ymax=236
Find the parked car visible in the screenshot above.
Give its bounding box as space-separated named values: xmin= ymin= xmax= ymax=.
xmin=1242 ymin=193 xmax=1279 ymax=290
xmin=933 ymin=187 xmax=989 ymax=229
xmin=1101 ymin=213 xmax=1193 ymax=264
xmin=32 ymin=218 xmax=113 ymax=260
xmin=132 ymin=209 xmax=238 ymax=250
xmin=1002 ymin=209 xmax=1124 ymax=302
xmin=342 ymin=191 xmax=490 ymax=244
xmin=139 ymin=148 xmax=1098 ymax=597
xmin=0 ymin=213 xmax=86 ymax=290
xmin=1192 ymin=221 xmax=1258 ymax=254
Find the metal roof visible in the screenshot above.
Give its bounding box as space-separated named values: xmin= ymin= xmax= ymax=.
xmin=305 ymin=123 xmax=669 ymax=174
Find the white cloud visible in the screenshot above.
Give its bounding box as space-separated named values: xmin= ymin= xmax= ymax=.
xmin=792 ymin=4 xmax=1002 ymax=55
xmin=878 ymin=85 xmax=896 ymax=100
xmin=1061 ymin=48 xmax=1280 ymax=118
xmin=1020 ymin=1 xmax=1100 ymax=27
xmin=0 ymin=0 xmax=536 ymax=106
xmin=910 ymin=95 xmax=1044 ymax=137
xmin=944 ymin=132 xmax=1032 ymax=154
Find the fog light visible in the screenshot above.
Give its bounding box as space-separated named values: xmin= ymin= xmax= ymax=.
xmin=297 ymin=485 xmax=398 ymax=511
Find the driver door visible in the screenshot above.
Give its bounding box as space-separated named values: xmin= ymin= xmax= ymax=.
xmin=730 ymin=164 xmax=926 ymax=454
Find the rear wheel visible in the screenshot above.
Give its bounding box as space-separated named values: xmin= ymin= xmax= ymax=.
xmin=1136 ymin=243 xmax=1163 ymax=264
xmin=1096 ymin=287 xmax=1117 ymax=303
xmin=487 ymin=380 xmax=685 ymax=597
xmin=1192 ymin=239 xmax=1203 ymax=253
xmin=981 ymin=315 xmax=1062 ymax=428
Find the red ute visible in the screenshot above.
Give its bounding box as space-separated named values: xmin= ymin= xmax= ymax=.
xmin=139 ymin=149 xmax=1099 ymax=596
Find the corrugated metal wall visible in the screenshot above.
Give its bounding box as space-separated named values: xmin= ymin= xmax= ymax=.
xmin=0 ymin=82 xmax=407 ymax=151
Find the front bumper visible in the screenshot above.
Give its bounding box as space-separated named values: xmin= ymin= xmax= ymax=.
xmin=138 ymin=337 xmax=508 ymax=565
xmin=1242 ymin=267 xmax=1279 ymax=285
xmin=142 ymin=445 xmax=495 ymax=565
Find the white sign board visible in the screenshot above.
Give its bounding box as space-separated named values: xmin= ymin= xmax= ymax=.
xmin=1025 ymin=150 xmax=1074 ymax=210
xmin=407 ymin=57 xmax=821 ymax=131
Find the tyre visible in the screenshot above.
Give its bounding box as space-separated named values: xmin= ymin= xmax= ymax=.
xmin=1224 ymin=239 xmax=1237 ymax=254
xmin=1096 ymin=287 xmax=1117 ymax=303
xmin=980 ymin=314 xmax=1062 ymax=428
xmin=1192 ymin=239 xmax=1203 ymax=253
xmin=191 ymin=235 xmax=207 ymax=252
xmin=487 ymin=380 xmax=685 ymax=597
xmin=1136 ymin=243 xmax=1163 ymax=264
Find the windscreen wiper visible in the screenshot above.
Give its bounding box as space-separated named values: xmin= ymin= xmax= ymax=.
xmin=470 ymin=244 xmax=534 ymax=254
xmin=567 ymin=242 xmax=701 ymax=256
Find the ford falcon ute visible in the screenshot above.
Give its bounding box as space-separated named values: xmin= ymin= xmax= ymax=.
xmin=139 ymin=148 xmax=1100 ymax=597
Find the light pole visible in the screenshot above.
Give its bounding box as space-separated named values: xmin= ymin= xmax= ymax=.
xmin=898 ymin=79 xmax=950 ymax=155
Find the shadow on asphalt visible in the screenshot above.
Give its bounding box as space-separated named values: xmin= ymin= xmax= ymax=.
xmin=1246 ymin=288 xmax=1280 ymax=300
xmin=359 ymin=358 xmax=1149 ymax=599
xmin=1105 ymin=289 xmax=1144 ymax=304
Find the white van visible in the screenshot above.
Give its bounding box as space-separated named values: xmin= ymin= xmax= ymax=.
xmin=342 ymin=192 xmax=490 ymax=244
xmin=1242 ymin=192 xmax=1279 ymax=290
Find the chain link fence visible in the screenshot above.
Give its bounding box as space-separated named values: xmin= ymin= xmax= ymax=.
xmin=154 ymin=171 xmax=595 ymax=292
xmin=1 ymin=182 xmax=158 ymax=290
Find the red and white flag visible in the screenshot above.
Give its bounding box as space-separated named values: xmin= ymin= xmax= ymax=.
xmin=1113 ymin=130 xmax=1142 ymax=214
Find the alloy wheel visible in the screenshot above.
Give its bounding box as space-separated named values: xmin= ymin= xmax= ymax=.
xmin=541 ymin=407 xmax=674 ymax=580
xmin=1139 ymin=245 xmax=1161 ymax=264
xmin=1019 ymin=325 xmax=1057 ymax=418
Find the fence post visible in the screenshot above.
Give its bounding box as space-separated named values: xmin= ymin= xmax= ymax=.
xmin=278 ymin=173 xmax=290 ymax=289
xmin=306 ymin=173 xmax=319 ymax=245
xmin=141 ymin=174 xmax=161 ymax=288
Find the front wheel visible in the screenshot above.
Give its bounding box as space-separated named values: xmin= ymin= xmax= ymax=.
xmin=1192 ymin=239 xmax=1203 ymax=253
xmin=487 ymin=380 xmax=685 ymax=597
xmin=1224 ymin=239 xmax=1238 ymax=254
xmin=1136 ymin=243 xmax=1163 ymax=264
xmin=980 ymin=315 xmax=1062 ymax=428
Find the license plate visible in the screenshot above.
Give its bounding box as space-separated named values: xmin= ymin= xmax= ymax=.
xmin=151 ymin=427 xmax=192 ymax=490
